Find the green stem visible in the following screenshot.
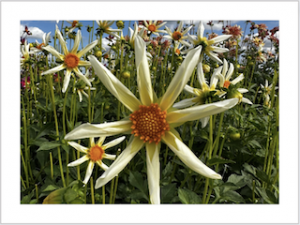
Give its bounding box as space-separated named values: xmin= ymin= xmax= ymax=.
xmin=90 ymin=177 xmax=95 ymax=204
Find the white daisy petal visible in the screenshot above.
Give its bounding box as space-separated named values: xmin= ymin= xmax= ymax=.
xmin=200 ymin=116 xmax=210 ymax=128
xmin=64 ymin=120 xmax=132 ymax=140
xmin=62 ymin=69 xmax=72 ymax=93
xmin=198 ymin=21 xmax=205 ymax=38
xmin=163 ymin=131 xmax=222 ymax=179
xmin=210 ymin=35 xmax=232 ymax=44
xmin=237 ymin=88 xmax=249 ymax=94
xmin=56 ymin=25 xmax=68 ymax=55
xmin=103 ymin=153 xmax=116 ymax=160
xmin=68 ymin=141 xmax=88 ymax=153
xmin=184 ymin=84 xmax=198 ymax=96
xmin=96 ymin=161 xmax=109 ymax=171
xmin=41 ymin=45 xmax=64 ymax=60
xmin=88 ymin=55 xmax=141 ymax=112
xmin=68 ymin=155 xmax=89 ymax=167
xmin=231 ymin=74 xmax=244 ymax=85
xmin=102 ymin=136 xmax=126 ymax=150
xmin=95 ymin=137 xmax=144 ymax=189
xmin=71 ymin=29 xmax=81 ymax=54
xmin=146 ymin=142 xmax=161 ymax=204
xmin=83 ymin=161 xmax=95 ymax=184
xmin=160 ymin=46 xmax=202 ymax=111
xmin=241 ymin=97 xmax=253 ymax=105
xmin=77 ymin=40 xmax=98 ymax=58
xmin=167 ymin=98 xmax=238 ymax=125
xmin=173 ymin=97 xmax=198 ymax=109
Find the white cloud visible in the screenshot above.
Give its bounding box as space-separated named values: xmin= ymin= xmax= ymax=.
xmin=20 ymin=24 xmax=45 ymax=40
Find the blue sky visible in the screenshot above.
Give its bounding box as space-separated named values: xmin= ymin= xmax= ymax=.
xmin=20 ymin=20 xmax=279 ymax=50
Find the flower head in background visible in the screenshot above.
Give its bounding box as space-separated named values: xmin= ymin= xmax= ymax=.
xmin=65 ymin=35 xmax=238 ymax=204
xmin=165 ymin=21 xmax=192 ymax=47
xmin=185 ymin=21 xmax=231 ymax=64
xmin=31 ymin=32 xmax=51 ymax=53
xmin=74 ymin=69 xmax=96 ymax=102
xmin=65 ymin=20 xmax=82 ymax=34
xmin=68 ymin=136 xmax=125 ymax=185
xmin=20 ymin=40 xmax=33 ymax=67
xmin=224 ymin=25 xmax=243 ymax=40
xmin=41 ymin=25 xmax=98 ymax=92
xmin=142 ymin=20 xmax=167 ymax=36
xmin=96 ymin=21 xmax=121 ymax=38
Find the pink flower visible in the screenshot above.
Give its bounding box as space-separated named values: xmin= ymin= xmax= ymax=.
xmin=21 ymin=76 xmax=30 ymax=89
xmin=224 ymin=25 xmax=243 ymax=39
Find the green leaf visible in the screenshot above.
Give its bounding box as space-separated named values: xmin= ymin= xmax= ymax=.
xmin=37 ymin=141 xmax=61 ymax=151
xmin=221 ymin=190 xmax=245 ymax=203
xmin=42 ymin=184 xmax=59 ymax=193
xmin=161 ymin=183 xmax=177 ymax=203
xmin=35 ymin=123 xmax=54 ymax=139
xmin=207 ymin=156 xmax=235 ymax=166
xmin=227 ymin=174 xmax=246 ymax=189
xmin=256 ymin=170 xmax=271 ymax=184
xmin=178 ymin=188 xmax=201 ymax=204
xmin=128 ymin=171 xmax=149 ymax=201
xmin=29 ymin=199 xmax=38 ymax=204
xmin=63 ymin=188 xmax=78 ymax=203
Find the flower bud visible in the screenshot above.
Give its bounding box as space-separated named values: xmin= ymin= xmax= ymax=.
xmin=121 ymin=70 xmax=131 ymax=79
xmin=147 ymin=46 xmax=153 ymax=51
xmin=95 ymin=50 xmax=102 ymax=58
xmin=111 ymin=46 xmax=117 ymax=51
xmin=236 ymin=64 xmax=240 ymax=68
xmin=202 ymin=64 xmax=210 ymax=73
xmin=116 ymin=20 xmax=124 ymax=29
xmin=152 ymin=67 xmax=156 ymax=71
xmin=247 ymin=56 xmax=252 ymax=60
xmin=65 ymin=27 xmax=69 ymax=32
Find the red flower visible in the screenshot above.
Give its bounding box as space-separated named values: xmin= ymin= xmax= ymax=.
xmin=21 ymin=76 xmax=30 ymax=89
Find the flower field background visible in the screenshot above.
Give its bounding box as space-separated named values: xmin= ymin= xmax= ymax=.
xmin=20 ymin=20 xmax=279 ymax=204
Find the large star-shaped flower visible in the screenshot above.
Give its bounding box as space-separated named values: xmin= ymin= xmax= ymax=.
xmin=65 ymin=35 xmax=238 ymax=204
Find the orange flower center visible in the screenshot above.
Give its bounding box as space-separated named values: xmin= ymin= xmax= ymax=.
xmin=89 ymin=145 xmax=104 ymax=162
xmin=64 ymin=53 xmax=79 ymax=69
xmin=72 ymin=20 xmax=78 ymax=27
xmin=130 ymin=103 xmax=170 ymax=144
xmin=175 ymin=49 xmax=180 ymax=55
xmin=172 ymin=31 xmax=182 ymax=41
xmin=37 ymin=43 xmax=45 ymax=49
xmin=148 ymin=24 xmax=157 ymax=32
xmin=224 ymin=80 xmax=231 ymax=89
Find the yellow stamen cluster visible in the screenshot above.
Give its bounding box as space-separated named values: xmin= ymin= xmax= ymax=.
xmin=172 ymin=31 xmax=182 ymax=41
xmin=88 ymin=145 xmax=104 ymax=162
xmin=64 ymin=53 xmax=80 ymax=69
xmin=130 ymin=103 xmax=170 ymax=144
xmin=148 ymin=24 xmax=157 ymax=32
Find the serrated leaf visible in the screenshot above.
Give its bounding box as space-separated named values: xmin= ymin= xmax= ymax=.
xmin=128 ymin=171 xmax=148 ymax=201
xmin=178 ymin=188 xmax=201 ymax=204
xmin=227 ymin=174 xmax=246 ymax=189
xmin=37 ymin=141 xmax=61 ymax=151
xmin=221 ymin=190 xmax=245 ymax=203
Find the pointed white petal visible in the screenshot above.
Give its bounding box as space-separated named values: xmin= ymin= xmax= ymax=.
xmin=210 ymin=35 xmax=232 ymax=44
xmin=182 ymin=25 xmax=193 ymax=35
xmin=135 ymin=35 xmax=153 ymax=105
xmin=68 ymin=141 xmax=88 ymax=153
xmin=167 ymin=98 xmax=238 ymax=125
xmin=78 ymin=90 xmax=83 ymax=102
xmin=184 ymin=84 xmax=198 ymax=96
xmin=102 ymin=136 xmax=126 ymax=150
xmin=62 ymin=69 xmax=72 ymax=93
xmin=222 ymin=58 xmax=228 ymax=77
xmin=231 ymin=74 xmax=244 ymax=85
xmin=74 ymin=67 xmax=91 ymax=87
xmin=197 ymin=21 xmax=205 ymax=38
xmin=71 ymin=29 xmax=81 ymax=53
xmin=97 ymin=136 xmax=106 ymax=146
xmin=41 ymin=64 xmax=66 ymax=76
xmin=160 ymin=46 xmax=202 ymax=111
xmin=180 ymin=40 xmax=191 ymax=47
xmin=68 ymin=155 xmax=89 ymax=167
xmin=95 ymin=137 xmax=144 ymax=189
xmin=42 ymin=45 xmax=64 ymax=60
xmin=103 ymin=153 xmax=116 ymax=160
xmin=78 ymin=61 xmax=91 ymax=67
xmin=146 ymin=142 xmax=161 ymax=204
xmin=163 ymin=131 xmax=222 ymax=179
xmin=225 ymin=63 xmax=234 ymax=81
xmin=173 ymin=97 xmax=198 ymax=109
xmin=65 ymin=120 xmax=132 ymax=140
xmin=56 ymin=25 xmax=68 ymax=55
xmin=97 ymin=161 xmax=109 ymax=171
xmin=77 ymin=40 xmax=98 ymax=58
xmin=237 ymin=88 xmax=249 ymax=94
xmin=197 ymin=62 xmax=206 ymax=88
xmin=208 ymin=52 xmax=223 ymax=64
xmin=200 ymin=116 xmax=210 ymax=128
xmin=212 ymin=46 xmax=229 ymax=53
xmin=88 ymin=55 xmax=141 ymax=112
xmin=83 ymin=161 xmax=95 ymax=184
xmin=241 ymin=97 xmax=253 ymax=105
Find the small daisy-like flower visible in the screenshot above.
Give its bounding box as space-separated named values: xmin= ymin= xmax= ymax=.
xmin=31 ymin=32 xmax=51 ymax=53
xmin=185 ymin=21 xmax=231 ymax=64
xmin=65 ymin=20 xmax=81 ymax=34
xmin=74 ymin=70 xmax=96 ymax=102
xmin=165 ymin=21 xmax=192 ymax=47
xmin=173 ymin=63 xmax=225 ymax=128
xmin=174 ymin=42 xmax=185 ymax=56
xmin=256 ymin=46 xmax=267 ymax=62
xmin=143 ymin=20 xmax=167 ymax=36
xmin=96 ymin=21 xmax=121 ymax=38
xmin=41 ymin=25 xmax=98 ymax=93
xmin=258 ymin=80 xmax=278 ymax=107
xmin=219 ymin=59 xmax=252 ymax=105
xmin=68 ymin=136 xmax=125 ymax=185
xmin=252 ymin=37 xmax=264 ymax=47
xmin=20 ymin=40 xmax=33 ymax=67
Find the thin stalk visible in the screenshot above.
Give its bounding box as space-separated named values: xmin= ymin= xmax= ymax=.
xmin=50 ymin=152 xmax=54 ymax=180
xmin=90 ymin=177 xmax=95 ymax=204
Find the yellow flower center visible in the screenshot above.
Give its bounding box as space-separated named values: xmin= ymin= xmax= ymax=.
xmin=223 ymin=80 xmax=231 ymax=88
xmin=89 ymin=145 xmax=104 ymax=162
xmin=148 ymin=24 xmax=157 ymax=32
xmin=72 ymin=20 xmax=78 ymax=28
xmin=37 ymin=43 xmax=45 ymax=50
xmin=64 ymin=53 xmax=79 ymax=69
xmin=130 ymin=103 xmax=170 ymax=144
xmin=195 ymin=37 xmax=214 ymax=54
xmin=172 ymin=31 xmax=182 ymax=41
